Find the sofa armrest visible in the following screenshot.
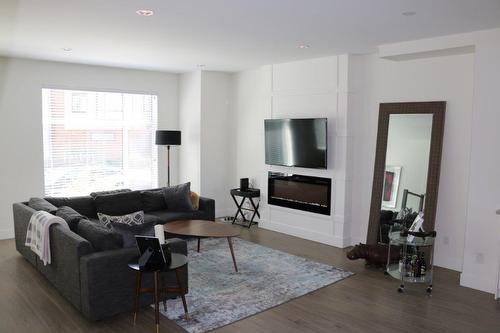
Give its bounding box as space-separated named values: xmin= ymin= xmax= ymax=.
xmin=80 ymin=247 xmax=140 ymax=320
xmin=13 ymin=202 xmax=94 ymax=311
xmin=80 ymin=238 xmax=188 ymax=321
xmin=198 ymin=196 xmax=215 ymax=220
xmin=37 ymin=225 xmax=94 ymax=310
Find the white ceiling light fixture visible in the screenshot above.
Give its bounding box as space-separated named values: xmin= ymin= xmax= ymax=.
xmin=62 ymin=47 xmax=72 ymax=52
xmin=197 ymin=64 xmax=206 ymax=69
xmin=136 ymin=9 xmax=154 ymax=17
xmin=298 ymin=44 xmax=310 ymax=49
xmin=402 ymin=11 xmax=417 ymax=16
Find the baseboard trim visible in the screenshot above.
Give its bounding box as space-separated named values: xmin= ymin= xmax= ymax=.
xmin=259 ymin=219 xmax=348 ymax=248
xmin=0 ymin=228 xmax=14 ymax=240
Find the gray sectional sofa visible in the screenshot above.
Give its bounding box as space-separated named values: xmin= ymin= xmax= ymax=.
xmin=13 ymin=188 xmax=215 ymax=321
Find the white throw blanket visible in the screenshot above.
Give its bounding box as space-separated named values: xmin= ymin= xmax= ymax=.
xmin=25 ymin=211 xmax=69 ymax=265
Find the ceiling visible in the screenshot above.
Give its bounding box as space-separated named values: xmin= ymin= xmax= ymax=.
xmin=1 ymin=0 xmax=499 ymax=73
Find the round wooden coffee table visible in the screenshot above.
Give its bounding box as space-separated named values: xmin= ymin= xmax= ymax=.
xmin=164 ymin=220 xmax=240 ymax=272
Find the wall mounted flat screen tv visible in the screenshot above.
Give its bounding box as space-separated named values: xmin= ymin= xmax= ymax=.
xmin=265 ymin=118 xmax=327 ymax=169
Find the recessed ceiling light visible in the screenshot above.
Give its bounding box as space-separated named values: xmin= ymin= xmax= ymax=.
xmin=62 ymin=47 xmax=72 ymax=52
xmin=402 ymin=11 xmax=417 ymax=16
xmin=136 ymin=9 xmax=154 ymax=16
xmin=298 ymin=44 xmax=310 ymax=49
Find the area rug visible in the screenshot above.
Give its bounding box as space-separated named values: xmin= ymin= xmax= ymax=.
xmin=158 ymin=237 xmax=353 ymax=333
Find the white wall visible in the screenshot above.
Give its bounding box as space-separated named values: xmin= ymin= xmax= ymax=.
xmin=232 ymin=56 xmax=353 ymax=247
xmin=179 ymin=71 xmax=234 ymax=217
xmin=200 ymin=71 xmax=234 ymax=217
xmin=459 ymin=29 xmax=500 ymax=294
xmin=349 ymin=52 xmax=475 ymax=271
xmin=0 ymin=57 xmax=179 ymax=239
xmin=178 ymin=71 xmax=201 ymax=192
xmin=350 ymin=28 xmax=500 ymax=294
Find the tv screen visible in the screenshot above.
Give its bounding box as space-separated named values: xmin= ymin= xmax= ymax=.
xmin=265 ymin=118 xmax=327 ymax=169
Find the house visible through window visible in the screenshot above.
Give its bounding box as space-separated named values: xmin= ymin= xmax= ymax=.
xmin=42 ymin=88 xmax=158 ymax=196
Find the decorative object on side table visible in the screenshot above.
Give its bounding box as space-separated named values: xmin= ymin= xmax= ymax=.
xmin=155 ymin=130 xmax=181 ymax=187
xmin=230 ymin=187 xmax=260 ymax=228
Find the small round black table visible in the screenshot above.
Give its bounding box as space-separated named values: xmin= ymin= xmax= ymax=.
xmin=128 ymin=253 xmax=189 ymax=333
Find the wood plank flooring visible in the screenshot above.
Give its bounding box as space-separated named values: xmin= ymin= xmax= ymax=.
xmin=1 ymin=226 xmax=499 ymax=333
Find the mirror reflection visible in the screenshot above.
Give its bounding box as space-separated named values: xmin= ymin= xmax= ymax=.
xmin=379 ymin=114 xmax=433 ymax=244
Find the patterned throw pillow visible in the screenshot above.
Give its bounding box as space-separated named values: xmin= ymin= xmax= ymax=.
xmin=97 ymin=210 xmax=145 ymax=229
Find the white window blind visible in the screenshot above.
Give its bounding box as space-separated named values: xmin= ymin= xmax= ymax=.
xmin=42 ymin=88 xmax=158 ymax=196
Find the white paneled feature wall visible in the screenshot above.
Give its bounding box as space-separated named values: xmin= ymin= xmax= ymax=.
xmin=233 ymin=56 xmax=353 ymax=247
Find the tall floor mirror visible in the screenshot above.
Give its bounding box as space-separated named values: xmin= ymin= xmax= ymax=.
xmin=366 ymin=102 xmax=446 ymax=245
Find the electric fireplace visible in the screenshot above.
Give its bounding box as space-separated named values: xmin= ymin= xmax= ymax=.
xmin=267 ymin=172 xmax=332 ymax=215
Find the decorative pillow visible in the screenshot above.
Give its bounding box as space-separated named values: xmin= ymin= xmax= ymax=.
xmin=93 ymin=191 xmax=143 ymax=216
xmin=45 ymin=195 xmax=97 ymax=218
xmin=56 ymin=206 xmax=85 ymax=232
xmin=141 ymin=189 xmax=167 ymax=212
xmin=163 ymin=182 xmax=194 ymax=212
xmin=112 ymin=221 xmax=155 ymax=248
xmin=28 ymin=197 xmax=58 ymax=213
xmin=97 ymin=210 xmax=145 ymax=229
xmin=190 ymin=191 xmax=200 ymax=210
xmin=77 ymin=219 xmax=123 ymax=251
xmin=89 ymin=188 xmax=131 ymax=198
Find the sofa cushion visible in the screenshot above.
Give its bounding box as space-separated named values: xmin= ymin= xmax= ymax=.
xmin=94 ymin=191 xmax=143 ymax=216
xmin=141 ymin=189 xmax=167 ymax=212
xmin=45 ymin=195 xmax=97 ymax=218
xmin=56 ymin=206 xmax=85 ymax=232
xmin=163 ymin=182 xmax=193 ymax=212
xmin=28 ymin=197 xmax=58 ymax=213
xmin=144 ymin=214 xmax=162 ymax=225
xmin=97 ymin=210 xmax=145 ymax=229
xmin=90 ymin=188 xmax=131 ymax=198
xmin=148 ymin=210 xmax=210 ymax=224
xmin=112 ymin=221 xmax=155 ymax=248
xmin=77 ymin=219 xmax=123 ymax=251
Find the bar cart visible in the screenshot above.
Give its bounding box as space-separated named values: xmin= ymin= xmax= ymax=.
xmin=386 ymin=228 xmax=436 ymax=294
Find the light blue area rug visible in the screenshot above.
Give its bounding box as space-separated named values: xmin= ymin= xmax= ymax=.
xmin=159 ymin=237 xmax=352 ymax=333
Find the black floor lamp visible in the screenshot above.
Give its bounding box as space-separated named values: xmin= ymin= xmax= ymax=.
xmin=155 ymin=130 xmax=181 ymax=187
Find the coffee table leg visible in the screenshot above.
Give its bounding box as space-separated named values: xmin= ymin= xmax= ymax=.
xmin=175 ymin=267 xmax=190 ymax=321
xmin=154 ymin=271 xmax=160 ymax=333
xmin=133 ymin=271 xmax=141 ymax=325
xmin=197 ymin=237 xmax=201 ymax=253
xmin=227 ymin=237 xmax=238 ymax=272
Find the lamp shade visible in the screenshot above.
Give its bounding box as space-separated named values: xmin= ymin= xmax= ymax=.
xmin=155 ymin=130 xmax=181 ymax=145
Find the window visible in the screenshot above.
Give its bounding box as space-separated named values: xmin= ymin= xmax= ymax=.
xmin=42 ymin=88 xmax=158 ymax=196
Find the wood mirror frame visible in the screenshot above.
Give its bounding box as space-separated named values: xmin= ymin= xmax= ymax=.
xmin=366 ymin=101 xmax=446 ymax=245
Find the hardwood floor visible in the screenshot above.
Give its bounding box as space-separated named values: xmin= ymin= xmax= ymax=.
xmin=1 ymin=226 xmax=499 ymax=333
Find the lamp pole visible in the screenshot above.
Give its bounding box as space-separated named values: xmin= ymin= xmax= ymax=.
xmin=167 ymin=145 xmax=171 ymax=187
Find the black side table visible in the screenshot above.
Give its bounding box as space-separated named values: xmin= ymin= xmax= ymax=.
xmin=128 ymin=253 xmax=189 ymax=333
xmin=230 ymin=188 xmax=260 ymax=228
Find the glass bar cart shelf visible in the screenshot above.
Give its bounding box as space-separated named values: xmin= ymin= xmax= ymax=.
xmin=386 ymin=228 xmax=436 ymax=294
